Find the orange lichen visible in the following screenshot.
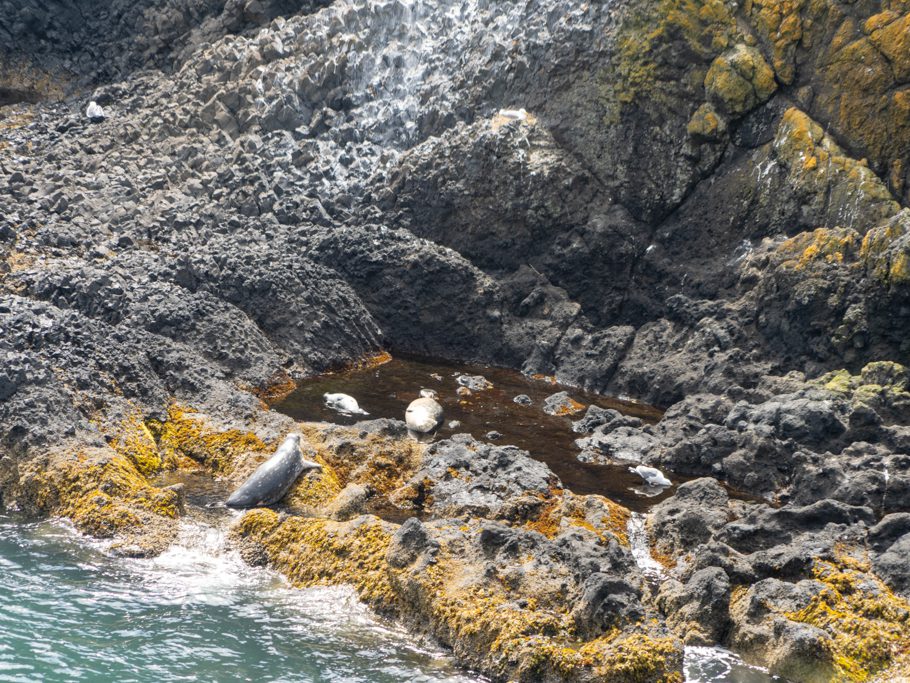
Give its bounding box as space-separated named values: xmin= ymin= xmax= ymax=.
xmin=524 ymin=490 xmax=631 ymax=546
xmin=339 ymin=350 xmax=394 ymax=373
xmin=249 ymin=369 xmax=298 ymax=405
xmin=553 ymin=398 xmax=586 ymax=416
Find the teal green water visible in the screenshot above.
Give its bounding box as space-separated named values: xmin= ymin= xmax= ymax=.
xmin=0 ymin=514 xmax=480 ymax=683
xmin=0 ymin=513 xmax=781 ymax=683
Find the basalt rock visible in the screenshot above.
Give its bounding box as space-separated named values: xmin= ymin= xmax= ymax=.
xmin=3 ymin=0 xmax=910 ymax=679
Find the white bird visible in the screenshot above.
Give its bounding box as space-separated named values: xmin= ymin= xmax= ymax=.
xmin=406 ymin=389 xmax=444 ymax=433
xmin=629 ymin=465 xmax=672 ymax=487
xmin=323 ymin=392 xmax=369 ymax=415
xmin=86 ymin=101 xmax=106 ymax=122
xmin=498 ymin=107 xmax=528 ymax=120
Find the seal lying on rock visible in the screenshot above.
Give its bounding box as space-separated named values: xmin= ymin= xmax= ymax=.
xmin=406 ymin=389 xmax=444 ymax=433
xmin=226 ymin=434 xmax=321 ymax=508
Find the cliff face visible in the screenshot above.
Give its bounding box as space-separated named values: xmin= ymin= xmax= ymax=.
xmin=2 ymin=0 xmax=910 ymax=680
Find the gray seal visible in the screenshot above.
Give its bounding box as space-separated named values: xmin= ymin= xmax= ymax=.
xmin=225 ymin=434 xmax=321 ymax=508
xmin=406 ymin=389 xmax=444 ymax=434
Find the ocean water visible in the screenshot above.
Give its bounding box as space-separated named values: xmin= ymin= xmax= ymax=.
xmin=0 ymin=513 xmax=781 ymax=683
xmin=0 ymin=514 xmax=480 ymax=683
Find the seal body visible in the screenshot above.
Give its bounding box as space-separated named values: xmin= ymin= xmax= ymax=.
xmin=323 ymin=392 xmax=369 ymax=415
xmin=226 ymin=434 xmax=320 ymax=508
xmin=406 ymin=396 xmax=444 ymax=433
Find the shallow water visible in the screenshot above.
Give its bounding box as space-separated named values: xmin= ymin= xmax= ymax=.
xmin=276 ymin=355 xmax=679 ymax=512
xmin=0 ymin=513 xmax=482 ymax=683
xmin=685 ymin=647 xmax=784 ymax=683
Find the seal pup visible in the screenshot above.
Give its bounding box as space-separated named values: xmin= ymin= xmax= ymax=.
xmin=226 ymin=434 xmax=321 ymax=508
xmin=628 ymin=464 xmax=671 ymax=487
xmin=406 ymin=389 xmax=444 ymax=434
xmin=323 ymin=392 xmax=369 ymax=415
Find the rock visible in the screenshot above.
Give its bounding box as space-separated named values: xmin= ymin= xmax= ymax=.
xmin=3 ymin=0 xmax=910 ymax=680
xmin=571 ymin=572 xmax=644 ymax=638
xmin=512 ymin=394 xmax=532 ymax=406
xmin=575 ymin=426 xmax=657 ymax=463
xmin=649 ymin=479 xmax=730 ymax=559
xmin=326 ymin=483 xmax=371 ymax=521
xmin=387 ymin=517 xmax=437 ymax=569
xmin=657 ymin=567 xmax=731 ymax=644
xmin=407 ymin=435 xmax=557 ymax=518
xmin=542 ymin=391 xmax=585 ymax=416
xmin=456 ymin=374 xmax=492 ymax=391
xmin=868 ymin=513 xmax=910 ymax=551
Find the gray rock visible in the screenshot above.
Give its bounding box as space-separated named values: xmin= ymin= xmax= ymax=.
xmin=542 ymin=391 xmax=584 ymax=416
xmin=657 ymin=566 xmax=731 ymax=644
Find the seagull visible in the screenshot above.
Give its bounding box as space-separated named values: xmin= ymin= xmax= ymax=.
xmin=498 ymin=108 xmax=528 ymax=120
xmin=406 ymin=389 xmax=444 ymax=433
xmin=323 ymin=392 xmax=369 ymax=415
xmin=86 ymin=101 xmax=106 ymax=122
xmin=629 ymin=465 xmax=672 ymax=487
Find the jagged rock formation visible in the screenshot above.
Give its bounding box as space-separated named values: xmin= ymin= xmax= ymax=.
xmin=2 ymin=0 xmax=910 ymax=680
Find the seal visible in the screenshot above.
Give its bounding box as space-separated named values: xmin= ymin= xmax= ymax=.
xmin=405 ymin=389 xmax=444 ymax=434
xmin=323 ymin=392 xmax=369 ymax=415
xmin=226 ymin=434 xmax=321 ymax=508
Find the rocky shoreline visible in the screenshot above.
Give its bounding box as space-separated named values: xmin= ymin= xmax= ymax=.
xmin=3 ymin=0 xmax=910 ymax=680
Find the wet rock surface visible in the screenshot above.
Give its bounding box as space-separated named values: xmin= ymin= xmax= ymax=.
xmin=2 ymin=0 xmax=910 ymax=679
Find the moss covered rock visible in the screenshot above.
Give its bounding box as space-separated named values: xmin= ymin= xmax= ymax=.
xmin=704 ymin=44 xmax=777 ymax=116
xmin=11 ymin=447 xmax=180 ymax=556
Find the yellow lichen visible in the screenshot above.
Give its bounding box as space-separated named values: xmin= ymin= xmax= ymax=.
xmin=686 ymin=103 xmax=726 ymax=142
xmin=599 ymin=0 xmax=740 ymax=124
xmin=233 ymin=509 xmax=398 ymax=608
xmin=14 ymin=447 xmax=180 ymax=553
xmin=778 ymin=227 xmax=860 ymax=270
xmin=771 ymin=108 xmax=900 ymax=229
xmin=704 ymin=44 xmax=777 ymax=116
xmin=234 ymin=509 xmax=682 ymax=682
xmin=283 ymin=453 xmax=344 ymax=512
xmin=112 ymin=412 xmax=163 ymax=477
xmin=816 ymin=362 xmax=910 ymax=402
xmin=153 ymin=405 xmax=268 ymax=474
xmin=785 ymin=551 xmax=910 ymax=682
xmin=298 ymin=423 xmax=424 ymax=500
xmin=745 ymin=0 xmax=804 ymax=84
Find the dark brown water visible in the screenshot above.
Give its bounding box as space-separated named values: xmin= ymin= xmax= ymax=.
xmin=275 ymin=356 xmax=679 ymax=512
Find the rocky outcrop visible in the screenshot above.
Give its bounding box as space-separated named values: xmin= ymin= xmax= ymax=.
xmin=232 ymin=424 xmax=683 ymax=683
xmin=3 ymin=0 xmax=910 ymax=679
